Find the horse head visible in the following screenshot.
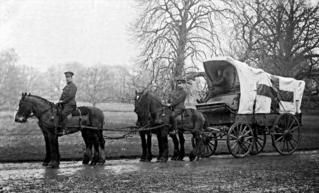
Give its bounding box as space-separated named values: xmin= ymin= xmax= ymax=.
xmin=134 ymin=90 xmax=167 ymax=127
xmin=15 ymin=93 xmax=34 ymax=123
xmin=15 ymin=93 xmax=54 ymax=123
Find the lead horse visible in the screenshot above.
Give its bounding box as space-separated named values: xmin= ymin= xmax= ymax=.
xmin=134 ymin=90 xmax=207 ymax=162
xmin=14 ymin=93 xmax=106 ymax=168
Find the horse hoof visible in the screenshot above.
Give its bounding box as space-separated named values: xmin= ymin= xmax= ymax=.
xmin=98 ymin=160 xmax=105 ymax=165
xmin=171 ymin=157 xmax=177 ymax=161
xmin=156 ymin=158 xmax=168 ymax=163
xmin=189 ymin=154 xmax=196 ymax=162
xmin=90 ymin=161 xmax=97 ymax=165
xmin=47 ymin=161 xmax=59 ymax=168
xmin=144 ymin=159 xmax=152 ymax=162
xmin=177 ymin=158 xmax=184 ymax=161
xmin=139 ymin=158 xmax=146 ymax=162
xmin=42 ymin=162 xmax=49 ymax=166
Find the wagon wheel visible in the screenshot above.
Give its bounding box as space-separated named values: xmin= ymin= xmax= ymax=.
xmin=250 ymin=126 xmax=266 ymax=155
xmin=227 ymin=122 xmax=254 ymax=158
xmin=191 ymin=132 xmax=217 ymax=157
xmin=271 ymin=113 xmax=301 ymax=155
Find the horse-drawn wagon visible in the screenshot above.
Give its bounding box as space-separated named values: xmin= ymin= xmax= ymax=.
xmin=193 ymin=57 xmax=305 ymax=158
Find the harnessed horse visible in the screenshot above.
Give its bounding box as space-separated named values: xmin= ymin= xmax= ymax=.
xmin=15 ymin=93 xmax=106 ymax=168
xmin=134 ymin=90 xmax=208 ymax=162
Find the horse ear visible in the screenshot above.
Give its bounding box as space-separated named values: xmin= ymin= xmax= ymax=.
xmin=28 ymin=93 xmax=31 ymax=96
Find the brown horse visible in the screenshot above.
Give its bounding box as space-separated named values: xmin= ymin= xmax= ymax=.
xmin=134 ymin=90 xmax=207 ymax=162
xmin=14 ymin=93 xmax=105 ymax=168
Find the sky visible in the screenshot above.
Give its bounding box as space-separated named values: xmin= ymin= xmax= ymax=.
xmin=0 ymin=0 xmax=138 ymax=71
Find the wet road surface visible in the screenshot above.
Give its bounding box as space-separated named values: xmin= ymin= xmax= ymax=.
xmin=0 ymin=151 xmax=319 ymax=192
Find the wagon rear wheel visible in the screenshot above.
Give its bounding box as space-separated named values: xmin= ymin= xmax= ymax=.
xmin=191 ymin=132 xmax=217 ymax=157
xmin=250 ymin=126 xmax=266 ymax=155
xmin=227 ymin=122 xmax=254 ymax=158
xmin=271 ymin=113 xmax=301 ymax=155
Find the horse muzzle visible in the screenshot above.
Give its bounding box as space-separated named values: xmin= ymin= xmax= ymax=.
xmin=15 ymin=115 xmax=27 ymax=123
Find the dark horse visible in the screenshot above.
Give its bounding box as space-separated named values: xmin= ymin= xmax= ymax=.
xmin=134 ymin=90 xmax=207 ymax=162
xmin=14 ymin=93 xmax=105 ymax=168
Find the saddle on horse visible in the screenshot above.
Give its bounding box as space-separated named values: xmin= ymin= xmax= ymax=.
xmin=55 ymin=105 xmax=90 ymax=135
xmin=170 ymin=109 xmax=191 ymax=134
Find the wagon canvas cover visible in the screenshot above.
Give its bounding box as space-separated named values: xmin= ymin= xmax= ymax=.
xmin=204 ymin=57 xmax=305 ymax=115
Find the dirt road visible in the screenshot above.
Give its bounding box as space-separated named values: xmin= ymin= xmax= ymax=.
xmin=1 ymin=151 xmax=318 ymax=192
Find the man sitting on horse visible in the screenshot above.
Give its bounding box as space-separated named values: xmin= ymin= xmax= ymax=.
xmin=167 ymin=77 xmax=187 ymax=134
xmin=58 ymin=71 xmax=77 ymax=133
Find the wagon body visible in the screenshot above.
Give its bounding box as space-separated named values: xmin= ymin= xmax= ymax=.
xmin=193 ymin=57 xmax=305 ymax=158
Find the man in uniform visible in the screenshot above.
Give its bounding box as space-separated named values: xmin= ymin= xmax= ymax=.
xmin=167 ymin=78 xmax=187 ymax=134
xmin=58 ymin=71 xmax=77 ymax=132
xmin=197 ymin=69 xmax=227 ymax=103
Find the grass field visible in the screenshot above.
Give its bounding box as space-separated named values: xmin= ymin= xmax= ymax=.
xmin=0 ymin=103 xmax=318 ymax=162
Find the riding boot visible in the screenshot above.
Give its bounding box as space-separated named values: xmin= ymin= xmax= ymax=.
xmin=61 ymin=117 xmax=68 ymax=135
xmin=170 ymin=118 xmax=177 ymax=135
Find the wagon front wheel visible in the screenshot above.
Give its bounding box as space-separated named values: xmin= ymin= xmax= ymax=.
xmin=191 ymin=132 xmax=217 ymax=157
xmin=227 ymin=122 xmax=254 ymax=158
xmin=271 ymin=113 xmax=301 ymax=155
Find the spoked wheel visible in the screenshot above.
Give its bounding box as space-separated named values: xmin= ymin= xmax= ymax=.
xmin=271 ymin=113 xmax=301 ymax=155
xmin=227 ymin=122 xmax=254 ymax=158
xmin=250 ymin=126 xmax=266 ymax=155
xmin=191 ymin=132 xmax=217 ymax=157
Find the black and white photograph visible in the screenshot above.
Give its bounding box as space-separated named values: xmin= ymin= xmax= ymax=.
xmin=0 ymin=0 xmax=319 ymax=192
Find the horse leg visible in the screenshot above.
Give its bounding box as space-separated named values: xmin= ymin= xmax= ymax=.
xmin=56 ymin=136 xmax=60 ymax=165
xmin=145 ymin=131 xmax=153 ymax=162
xmin=139 ymin=131 xmax=147 ymax=162
xmin=177 ymin=132 xmax=185 ymax=161
xmin=47 ymin=132 xmax=59 ymax=168
xmin=81 ymin=130 xmax=91 ymax=165
xmin=159 ymin=126 xmax=169 ymax=162
xmin=90 ymin=134 xmax=99 ymax=165
xmin=42 ymin=133 xmax=51 ymax=166
xmin=156 ymin=130 xmax=163 ymax=162
xmin=169 ymin=133 xmax=179 ymax=161
xmin=189 ymin=133 xmax=197 ymax=162
xmin=97 ymin=130 xmax=106 ymax=165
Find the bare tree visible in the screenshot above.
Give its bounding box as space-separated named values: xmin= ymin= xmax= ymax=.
xmin=45 ymin=65 xmax=65 ymax=99
xmin=77 ymin=65 xmax=112 ymax=107
xmin=0 ymin=48 xmax=23 ymax=110
xmin=131 ymin=0 xmax=229 ymax=87
xmin=227 ymin=0 xmax=319 ymax=79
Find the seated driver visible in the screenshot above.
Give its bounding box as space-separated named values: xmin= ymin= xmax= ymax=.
xmin=197 ymin=69 xmax=227 ymax=103
xmin=167 ymin=78 xmax=187 ymax=134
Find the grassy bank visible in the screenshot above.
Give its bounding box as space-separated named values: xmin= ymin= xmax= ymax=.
xmin=0 ymin=107 xmax=318 ymax=162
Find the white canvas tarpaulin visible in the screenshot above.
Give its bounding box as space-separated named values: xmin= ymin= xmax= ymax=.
xmin=204 ymin=57 xmax=305 ymax=115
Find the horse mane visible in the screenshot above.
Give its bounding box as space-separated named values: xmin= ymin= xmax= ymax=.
xmin=27 ymin=95 xmax=55 ymax=106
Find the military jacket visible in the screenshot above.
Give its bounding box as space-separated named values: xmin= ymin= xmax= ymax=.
xmin=60 ymin=82 xmax=77 ymax=106
xmin=169 ymin=86 xmax=187 ymax=109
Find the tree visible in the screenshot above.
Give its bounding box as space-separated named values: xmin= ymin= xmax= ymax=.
xmin=226 ymin=0 xmax=319 ymax=79
xmin=77 ymin=65 xmax=112 ymax=107
xmin=0 ymin=48 xmax=23 ymax=110
xmin=44 ymin=65 xmax=65 ymax=99
xmin=19 ymin=65 xmax=42 ymax=94
xmin=132 ymin=0 xmax=229 ymax=89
